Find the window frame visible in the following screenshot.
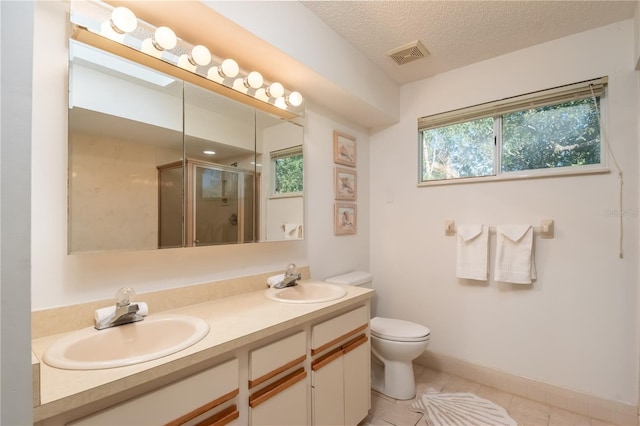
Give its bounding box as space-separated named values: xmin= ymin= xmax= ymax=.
xmin=269 ymin=145 xmax=304 ymax=199
xmin=417 ymin=77 xmax=609 ymax=186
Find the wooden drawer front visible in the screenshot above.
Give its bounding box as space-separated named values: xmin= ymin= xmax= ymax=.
xmin=249 ymin=331 xmax=305 ymax=388
xmin=249 ymin=369 xmax=308 ymax=425
xmin=311 ymin=306 xmax=368 ymax=354
xmin=166 ymin=391 xmax=239 ymax=426
xmin=186 ymin=404 xmax=239 ymax=426
xmin=69 ymin=358 xmax=239 ymax=426
xmin=311 ymin=334 xmax=368 ymax=372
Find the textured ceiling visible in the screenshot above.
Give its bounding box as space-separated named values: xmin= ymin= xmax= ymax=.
xmin=302 ymin=1 xmax=638 ymax=85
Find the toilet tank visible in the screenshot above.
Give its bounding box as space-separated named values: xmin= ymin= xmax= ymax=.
xmin=325 ymin=271 xmax=373 ymax=288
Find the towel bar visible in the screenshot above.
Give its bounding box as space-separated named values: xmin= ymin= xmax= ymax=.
xmin=444 ymin=220 xmax=554 ymax=239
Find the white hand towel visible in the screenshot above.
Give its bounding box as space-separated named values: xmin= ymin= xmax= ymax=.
xmin=94 ymin=302 xmax=149 ymax=324
xmin=456 ymin=224 xmax=489 ymax=281
xmin=494 ymin=225 xmax=536 ymax=284
xmin=267 ymin=273 xmax=285 ymax=287
xmin=284 ymin=224 xmax=302 ymax=239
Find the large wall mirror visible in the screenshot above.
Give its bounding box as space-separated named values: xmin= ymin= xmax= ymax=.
xmin=68 ymin=40 xmax=304 ymax=253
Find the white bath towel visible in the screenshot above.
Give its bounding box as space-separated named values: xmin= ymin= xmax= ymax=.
xmin=494 ymin=225 xmax=537 ymax=284
xmin=456 ymin=224 xmax=489 ymax=281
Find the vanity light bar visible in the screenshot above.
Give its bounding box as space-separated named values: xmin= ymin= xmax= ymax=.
xmin=70 ymin=0 xmax=305 ymax=116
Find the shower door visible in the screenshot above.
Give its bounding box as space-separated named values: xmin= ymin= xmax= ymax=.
xmin=187 ymin=161 xmax=255 ymax=246
xmin=158 ymin=160 xmax=255 ymax=247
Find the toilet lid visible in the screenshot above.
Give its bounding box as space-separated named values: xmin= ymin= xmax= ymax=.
xmin=370 ymin=317 xmax=430 ymax=342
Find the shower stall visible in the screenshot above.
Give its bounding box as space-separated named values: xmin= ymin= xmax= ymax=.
xmin=158 ymin=160 xmax=256 ymax=247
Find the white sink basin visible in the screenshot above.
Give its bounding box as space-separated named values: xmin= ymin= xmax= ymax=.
xmin=43 ymin=314 xmax=210 ymax=370
xmin=264 ymin=281 xmax=347 ymax=304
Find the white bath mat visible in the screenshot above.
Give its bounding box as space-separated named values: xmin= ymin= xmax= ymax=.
xmin=410 ymin=388 xmax=517 ymax=426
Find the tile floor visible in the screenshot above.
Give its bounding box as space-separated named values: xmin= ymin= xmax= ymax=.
xmin=359 ymin=365 xmax=614 ymax=426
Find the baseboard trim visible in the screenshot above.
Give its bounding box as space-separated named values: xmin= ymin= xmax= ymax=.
xmin=415 ymin=351 xmax=638 ymax=425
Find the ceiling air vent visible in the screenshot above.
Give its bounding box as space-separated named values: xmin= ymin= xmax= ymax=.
xmin=387 ymin=40 xmax=429 ymax=66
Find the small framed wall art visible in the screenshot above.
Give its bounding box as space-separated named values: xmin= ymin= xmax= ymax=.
xmin=334 ymin=202 xmax=357 ymax=235
xmin=333 ymin=131 xmax=357 ymax=167
xmin=334 ymin=167 xmax=357 ymax=201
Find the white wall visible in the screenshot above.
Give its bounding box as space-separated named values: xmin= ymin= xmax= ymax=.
xmin=202 ymin=0 xmax=399 ymax=129
xmin=305 ymin=105 xmax=370 ymax=281
xmin=30 ymin=1 xmax=370 ymax=309
xmin=635 ymin=3 xmax=640 ymax=70
xmin=1 ymin=1 xmax=34 ymax=423
xmin=371 ymin=20 xmax=639 ymax=404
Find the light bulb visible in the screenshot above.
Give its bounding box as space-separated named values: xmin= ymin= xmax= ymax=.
xmin=266 ymin=82 xmax=284 ymax=99
xmin=244 ymin=71 xmax=263 ymax=89
xmin=141 ymin=38 xmax=162 ymax=58
xmin=275 ymin=97 xmax=287 ymax=109
xmin=110 ymin=7 xmax=137 ymax=34
xmin=153 ymin=26 xmax=177 ymax=51
xmin=286 ymin=91 xmax=303 ymax=107
xmin=232 ymin=78 xmax=247 ymax=92
xmin=189 ymin=45 xmax=211 ymax=66
xmin=218 ymin=59 xmax=239 ymax=78
xmin=255 ymin=88 xmax=268 ymax=102
xmin=206 ymin=67 xmax=224 ymax=83
xmin=177 ymin=55 xmax=197 ymax=72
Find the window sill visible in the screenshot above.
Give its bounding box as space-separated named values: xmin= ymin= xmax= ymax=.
xmin=269 ymin=193 xmax=303 ymax=200
xmin=417 ymin=166 xmax=610 ymax=187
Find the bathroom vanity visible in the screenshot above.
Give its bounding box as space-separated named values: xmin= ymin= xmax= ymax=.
xmin=31 ymin=282 xmax=374 ymax=425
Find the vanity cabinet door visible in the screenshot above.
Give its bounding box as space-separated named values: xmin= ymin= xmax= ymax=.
xmin=343 ymin=335 xmax=370 ymax=425
xmin=249 ymin=368 xmax=308 ymax=425
xmin=248 ymin=331 xmax=308 ymax=425
xmin=311 ymin=348 xmax=345 ymax=426
xmin=68 ymin=358 xmax=239 ymax=426
xmin=310 ymin=306 xmax=370 ymax=426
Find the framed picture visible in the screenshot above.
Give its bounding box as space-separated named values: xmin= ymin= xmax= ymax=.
xmin=335 ymin=167 xmax=357 ymax=201
xmin=333 ymin=131 xmax=357 ymax=167
xmin=334 ymin=202 xmax=357 ymax=235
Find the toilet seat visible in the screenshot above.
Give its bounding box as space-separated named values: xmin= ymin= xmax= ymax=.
xmin=370 ymin=317 xmax=430 ymax=342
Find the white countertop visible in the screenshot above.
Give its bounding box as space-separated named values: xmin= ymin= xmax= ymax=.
xmin=32 ymin=284 xmax=374 ymax=422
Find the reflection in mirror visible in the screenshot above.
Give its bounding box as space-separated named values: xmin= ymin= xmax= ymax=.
xmin=256 ymin=111 xmax=304 ymax=242
xmin=181 ymin=82 xmax=256 ymax=246
xmin=68 ymin=40 xmax=184 ymax=253
xmin=68 ymin=40 xmax=304 ymax=253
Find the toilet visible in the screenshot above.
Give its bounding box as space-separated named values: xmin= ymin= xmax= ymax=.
xmin=324 ymin=271 xmax=431 ymax=400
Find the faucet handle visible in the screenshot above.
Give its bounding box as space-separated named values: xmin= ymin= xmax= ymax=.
xmin=115 ymin=287 xmax=136 ymax=307
xmin=285 ymin=263 xmax=298 ymax=277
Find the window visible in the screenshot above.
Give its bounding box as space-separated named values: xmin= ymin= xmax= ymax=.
xmin=419 ymin=77 xmax=607 ymax=184
xmin=271 ymin=145 xmax=303 ymax=195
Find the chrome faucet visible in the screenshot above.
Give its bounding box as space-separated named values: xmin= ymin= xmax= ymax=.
xmin=95 ymin=287 xmax=144 ymax=330
xmin=273 ymin=263 xmax=302 ymax=289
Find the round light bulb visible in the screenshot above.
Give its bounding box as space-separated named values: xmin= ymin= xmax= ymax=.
xmin=110 ymin=7 xmax=137 ymax=34
xmin=153 ymin=26 xmax=177 ymax=51
xmin=218 ymin=59 xmax=239 ymax=78
xmin=255 ymin=88 xmax=268 ymax=102
xmin=275 ymin=97 xmax=287 ymax=109
xmin=244 ymin=71 xmax=264 ymax=89
xmin=266 ymin=82 xmax=285 ymax=99
xmin=286 ymin=91 xmax=303 ymax=107
xmin=189 ymin=45 xmax=211 ymax=66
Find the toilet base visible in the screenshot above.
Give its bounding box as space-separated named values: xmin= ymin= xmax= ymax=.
xmin=371 ymin=355 xmax=417 ymax=400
